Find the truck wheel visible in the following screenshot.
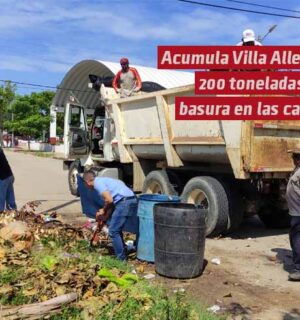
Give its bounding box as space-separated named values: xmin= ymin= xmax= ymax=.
xmin=68 ymin=161 xmax=82 ymax=196
xmin=258 ymin=207 xmax=290 ymax=228
xmin=142 ymin=170 xmax=177 ymax=195
xmin=181 ymin=176 xmax=228 ymax=236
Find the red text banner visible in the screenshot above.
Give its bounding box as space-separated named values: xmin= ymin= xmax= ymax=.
xmin=158 ymin=46 xmax=300 ymax=69
xmin=175 ymin=96 xmax=300 ymax=120
xmin=195 ymin=71 xmax=300 ymax=95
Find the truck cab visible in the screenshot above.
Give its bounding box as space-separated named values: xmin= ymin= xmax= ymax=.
xmin=63 ymin=91 xmax=120 ymax=196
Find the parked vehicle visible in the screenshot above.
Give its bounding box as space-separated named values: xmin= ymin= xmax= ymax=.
xmin=63 ymin=84 xmax=297 ymax=236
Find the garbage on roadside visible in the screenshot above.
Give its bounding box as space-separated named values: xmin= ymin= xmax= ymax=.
xmin=211 ymin=257 xmax=221 ymax=265
xmin=143 ymin=273 xmax=156 ymax=280
xmin=207 ymin=304 xmax=221 ymax=313
xmin=173 ymin=288 xmax=186 ymax=293
xmin=126 ymin=240 xmax=136 ymax=252
xmin=223 ymin=292 xmax=232 ymax=298
xmin=0 ymin=202 xmax=135 ymax=318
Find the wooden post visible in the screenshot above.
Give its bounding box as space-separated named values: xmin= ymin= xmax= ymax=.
xmin=111 ymin=103 xmax=132 ymax=163
xmin=156 ymin=95 xmax=183 ymax=167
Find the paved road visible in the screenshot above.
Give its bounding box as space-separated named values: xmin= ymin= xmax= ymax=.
xmin=5 ymin=150 xmax=81 ymax=216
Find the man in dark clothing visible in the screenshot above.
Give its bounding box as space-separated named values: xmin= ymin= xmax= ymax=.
xmin=286 ymin=150 xmax=300 ymax=281
xmin=0 ymin=147 xmax=17 ymax=212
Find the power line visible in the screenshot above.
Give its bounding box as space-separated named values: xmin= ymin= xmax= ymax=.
xmin=178 ymin=0 xmax=300 ymax=19
xmin=0 ymin=79 xmax=98 ymax=94
xmin=14 ymin=85 xmax=46 ymax=91
xmin=226 ymin=0 xmax=300 ymax=14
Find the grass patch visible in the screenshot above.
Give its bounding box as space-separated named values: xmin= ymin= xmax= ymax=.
xmin=0 ymin=226 xmax=222 ymax=319
xmin=96 ymin=283 xmax=222 ymax=320
xmin=0 ymin=291 xmax=31 ymax=306
xmin=18 ymin=150 xmax=55 ymax=158
xmin=0 ymin=268 xmax=21 ymax=284
xmin=100 ymin=256 xmax=131 ymax=273
xmin=49 ymin=306 xmax=82 ymax=320
xmin=40 ymin=235 xmax=67 ymax=248
xmin=10 ymin=290 xmax=32 ymax=306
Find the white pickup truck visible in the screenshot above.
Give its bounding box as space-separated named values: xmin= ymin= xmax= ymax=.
xmin=62 ymin=83 xmax=299 ymax=236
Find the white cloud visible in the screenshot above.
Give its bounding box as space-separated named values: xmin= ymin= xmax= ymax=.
xmin=0 ymin=0 xmax=299 ymax=75
xmin=0 ymin=1 xmax=272 ymax=42
xmin=0 ymin=54 xmax=71 ymax=73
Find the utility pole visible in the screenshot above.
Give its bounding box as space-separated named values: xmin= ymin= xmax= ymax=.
xmin=257 ymin=25 xmax=277 ymax=43
xmin=11 ymin=111 xmax=14 ymax=148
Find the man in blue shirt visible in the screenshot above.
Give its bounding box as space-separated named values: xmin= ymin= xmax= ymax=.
xmin=83 ymin=170 xmax=138 ymax=260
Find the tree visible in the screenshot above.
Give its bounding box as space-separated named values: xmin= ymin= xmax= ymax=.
xmin=4 ymin=91 xmax=55 ymax=148
xmin=0 ymin=81 xmax=16 ymax=146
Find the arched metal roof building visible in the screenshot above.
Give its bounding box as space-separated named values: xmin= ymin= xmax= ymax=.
xmin=52 ymin=60 xmax=194 ymax=108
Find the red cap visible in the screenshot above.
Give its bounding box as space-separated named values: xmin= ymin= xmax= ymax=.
xmin=120 ymin=57 xmax=129 ymax=65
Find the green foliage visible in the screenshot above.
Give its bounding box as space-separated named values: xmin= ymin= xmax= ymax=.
xmin=0 ymin=81 xmax=16 ymax=143
xmin=0 ymin=229 xmax=222 ymax=320
xmin=0 ymin=268 xmax=20 ymax=284
xmin=21 ymin=151 xmax=54 ymax=157
xmin=98 ymin=268 xmax=139 ymax=287
xmin=56 ymin=112 xmax=65 ymax=137
xmin=40 ymin=234 xmax=67 ymax=248
xmin=40 ymin=255 xmax=58 ymax=271
xmin=10 ymin=290 xmax=32 ymax=305
xmin=4 ymin=90 xmax=55 ymax=140
xmin=0 ymin=81 xmax=16 ymax=115
xmin=0 ymin=290 xmax=31 ymax=306
xmin=97 ymin=285 xmax=221 ymax=320
xmin=49 ymin=306 xmax=83 ymax=320
xmin=100 ymin=256 xmax=131 ymax=272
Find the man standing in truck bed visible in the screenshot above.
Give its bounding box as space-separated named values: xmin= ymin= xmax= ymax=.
xmin=236 ymin=29 xmax=262 ymax=46
xmin=112 ymin=57 xmax=142 ymax=98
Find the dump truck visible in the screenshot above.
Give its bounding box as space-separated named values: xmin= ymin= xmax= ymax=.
xmin=63 ymin=83 xmax=299 ymax=236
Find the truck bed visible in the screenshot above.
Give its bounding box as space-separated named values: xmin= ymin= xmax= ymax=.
xmin=107 ymin=85 xmax=300 ymax=179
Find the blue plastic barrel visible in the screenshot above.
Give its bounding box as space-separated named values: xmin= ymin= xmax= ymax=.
xmin=77 ymin=175 xmax=104 ymax=219
xmin=137 ymin=194 xmax=180 ymax=262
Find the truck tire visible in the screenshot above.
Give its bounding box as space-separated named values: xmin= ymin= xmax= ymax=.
xmin=68 ymin=161 xmax=82 ymax=196
xmin=142 ymin=170 xmax=177 ymax=195
xmin=181 ymin=176 xmax=229 ymax=236
xmin=258 ymin=207 xmax=290 ymax=228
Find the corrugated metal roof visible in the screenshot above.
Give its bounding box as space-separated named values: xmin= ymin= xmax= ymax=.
xmin=52 ymin=60 xmax=194 ymax=108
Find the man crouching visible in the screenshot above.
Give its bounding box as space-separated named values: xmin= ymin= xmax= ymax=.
xmin=83 ymin=170 xmax=138 ymax=260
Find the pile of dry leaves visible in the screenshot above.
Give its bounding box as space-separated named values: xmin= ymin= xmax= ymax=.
xmin=0 ymin=202 xmax=139 ymax=319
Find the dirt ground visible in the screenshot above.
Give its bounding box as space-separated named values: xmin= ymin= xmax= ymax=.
xmin=145 ymin=216 xmax=300 ymax=320
xmin=6 ymin=150 xmax=300 ymax=320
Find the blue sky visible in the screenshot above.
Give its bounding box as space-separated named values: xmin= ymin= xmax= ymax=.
xmin=1 ymin=0 xmax=300 ymax=95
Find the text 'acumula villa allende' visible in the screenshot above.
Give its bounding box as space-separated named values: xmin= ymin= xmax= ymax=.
xmin=160 ymin=50 xmax=300 ymax=66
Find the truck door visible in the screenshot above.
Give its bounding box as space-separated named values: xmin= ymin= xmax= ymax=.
xmin=65 ymin=104 xmax=90 ymax=157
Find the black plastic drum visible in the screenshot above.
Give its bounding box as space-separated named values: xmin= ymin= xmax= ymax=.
xmin=154 ymin=203 xmax=206 ymax=279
